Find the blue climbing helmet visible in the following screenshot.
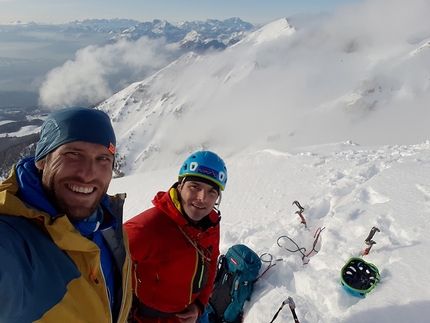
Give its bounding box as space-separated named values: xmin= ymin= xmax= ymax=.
xmin=178 ymin=151 xmax=228 ymax=191
xmin=340 ymin=257 xmax=380 ymax=298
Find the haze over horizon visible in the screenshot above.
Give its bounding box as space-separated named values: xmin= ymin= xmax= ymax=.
xmin=0 ymin=0 xmax=359 ymax=25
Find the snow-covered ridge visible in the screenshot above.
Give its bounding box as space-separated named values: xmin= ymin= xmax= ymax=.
xmin=231 ymin=18 xmax=295 ymax=46
xmin=97 ymin=15 xmax=430 ymax=178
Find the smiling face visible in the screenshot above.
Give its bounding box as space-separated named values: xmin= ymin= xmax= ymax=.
xmin=177 ymin=180 xmax=219 ymax=222
xmin=36 ymin=141 xmax=114 ymax=221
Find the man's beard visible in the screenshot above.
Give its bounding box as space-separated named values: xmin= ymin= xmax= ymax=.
xmin=43 ymin=175 xmax=107 ymax=221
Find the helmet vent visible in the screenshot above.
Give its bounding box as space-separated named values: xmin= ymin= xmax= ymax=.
xmin=190 ymin=161 xmax=199 ymax=171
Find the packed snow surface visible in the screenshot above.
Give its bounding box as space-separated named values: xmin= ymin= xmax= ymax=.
xmin=109 ymin=140 xmax=430 ymax=323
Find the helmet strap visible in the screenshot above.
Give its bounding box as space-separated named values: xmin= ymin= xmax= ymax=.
xmin=214 ymin=191 xmax=222 ymax=210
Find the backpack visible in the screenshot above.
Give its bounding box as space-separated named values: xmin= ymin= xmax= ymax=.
xmin=201 ymin=244 xmax=262 ymax=323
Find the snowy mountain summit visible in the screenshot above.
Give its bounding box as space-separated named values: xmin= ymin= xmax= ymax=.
xmin=97 ymin=14 xmax=430 ymax=178
xmin=109 ymin=17 xmax=255 ymax=52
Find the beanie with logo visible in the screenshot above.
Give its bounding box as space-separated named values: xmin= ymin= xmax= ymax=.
xmin=35 ymin=107 xmax=116 ymax=162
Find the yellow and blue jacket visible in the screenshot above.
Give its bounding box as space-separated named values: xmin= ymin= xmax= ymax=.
xmin=0 ymin=157 xmax=132 ymax=323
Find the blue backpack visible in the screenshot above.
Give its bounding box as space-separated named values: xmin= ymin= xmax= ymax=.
xmin=200 ymin=244 xmax=262 ymax=323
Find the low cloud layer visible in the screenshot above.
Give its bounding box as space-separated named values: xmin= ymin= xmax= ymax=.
xmin=38 ymin=37 xmax=175 ymax=110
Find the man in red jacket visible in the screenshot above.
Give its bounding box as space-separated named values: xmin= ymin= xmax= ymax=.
xmin=125 ymin=151 xmax=228 ymax=323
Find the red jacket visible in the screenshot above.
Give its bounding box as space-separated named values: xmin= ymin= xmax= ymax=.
xmin=124 ymin=185 xmax=220 ymax=322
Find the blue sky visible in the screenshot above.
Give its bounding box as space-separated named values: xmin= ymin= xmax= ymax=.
xmin=0 ymin=0 xmax=360 ymax=25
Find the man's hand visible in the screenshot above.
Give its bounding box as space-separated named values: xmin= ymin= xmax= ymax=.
xmin=176 ymin=303 xmax=199 ymax=323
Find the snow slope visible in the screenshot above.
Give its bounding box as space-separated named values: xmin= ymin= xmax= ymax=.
xmin=109 ymin=141 xmax=430 ymax=323
xmin=97 ymin=0 xmax=430 ymax=178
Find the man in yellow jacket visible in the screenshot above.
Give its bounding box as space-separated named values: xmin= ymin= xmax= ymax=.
xmin=0 ymin=107 xmax=132 ymax=323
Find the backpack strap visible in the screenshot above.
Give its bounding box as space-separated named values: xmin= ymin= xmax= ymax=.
xmin=214 ymin=255 xmax=227 ymax=283
xmin=209 ymin=256 xmax=236 ymax=322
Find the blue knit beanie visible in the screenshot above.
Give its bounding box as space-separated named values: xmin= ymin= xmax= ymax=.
xmin=35 ymin=107 xmax=116 ymax=162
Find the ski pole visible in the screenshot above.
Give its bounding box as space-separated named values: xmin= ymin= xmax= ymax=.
xmin=292 ymin=200 xmax=307 ymax=228
xmin=287 ymin=296 xmax=300 ymax=323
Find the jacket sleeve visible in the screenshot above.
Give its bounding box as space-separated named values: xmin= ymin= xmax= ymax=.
xmin=0 ymin=217 xmax=57 ymax=323
xmin=123 ymin=211 xmax=152 ymax=263
xmin=0 ymin=221 xmax=28 ymax=322
xmin=0 ymin=216 xmax=82 ymax=323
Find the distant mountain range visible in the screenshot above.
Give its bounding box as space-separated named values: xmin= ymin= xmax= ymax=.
xmin=0 ymin=18 xmax=256 ymax=53
xmin=110 ymin=18 xmax=254 ymax=52
xmin=0 ymin=18 xmax=141 ymax=34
